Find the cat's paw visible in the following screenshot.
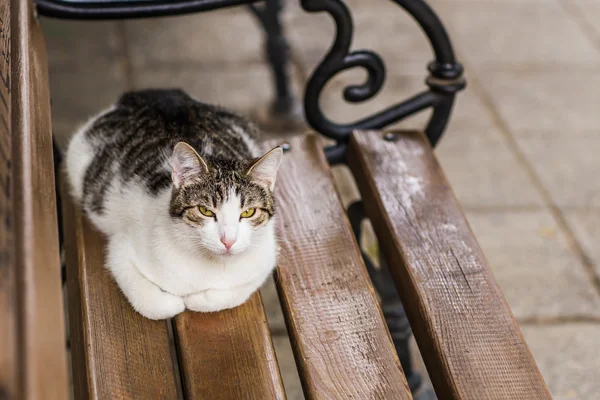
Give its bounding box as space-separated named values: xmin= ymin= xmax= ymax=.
xmin=184 ymin=289 xmax=250 ymax=313
xmin=127 ymin=285 xmax=185 ymax=320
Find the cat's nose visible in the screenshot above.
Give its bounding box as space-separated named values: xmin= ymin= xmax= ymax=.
xmin=220 ymin=237 xmax=236 ymax=250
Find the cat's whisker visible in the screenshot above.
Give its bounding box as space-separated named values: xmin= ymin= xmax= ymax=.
xmin=276 ymin=253 xmax=292 ymax=268
xmin=273 ymin=236 xmax=293 ymax=248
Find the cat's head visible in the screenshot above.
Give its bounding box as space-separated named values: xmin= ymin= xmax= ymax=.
xmin=169 ymin=142 xmax=282 ymax=257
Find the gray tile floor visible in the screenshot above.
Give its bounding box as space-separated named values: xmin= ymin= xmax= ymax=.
xmin=43 ymin=1 xmax=600 ymax=399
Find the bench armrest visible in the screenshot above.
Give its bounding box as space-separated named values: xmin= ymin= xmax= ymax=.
xmin=348 ymin=130 xmax=551 ymax=399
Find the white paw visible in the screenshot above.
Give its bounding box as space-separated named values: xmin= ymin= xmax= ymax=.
xmin=126 ymin=285 xmax=185 ymax=320
xmin=184 ymin=289 xmax=250 ymax=313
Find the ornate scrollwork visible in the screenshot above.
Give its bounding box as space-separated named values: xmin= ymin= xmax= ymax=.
xmin=302 ymin=0 xmax=465 ymax=145
xmin=37 ymin=0 xmax=465 ymax=146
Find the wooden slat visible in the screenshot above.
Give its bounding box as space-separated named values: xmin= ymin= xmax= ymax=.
xmin=62 ymin=187 xmax=181 ymax=399
xmin=173 ymin=294 xmax=286 ymax=399
xmin=0 ymin=1 xmax=13 ymax=397
xmin=263 ymin=134 xmax=413 ymax=399
xmin=9 ymin=1 xmax=68 ymax=398
xmin=348 ymin=130 xmax=551 ymax=399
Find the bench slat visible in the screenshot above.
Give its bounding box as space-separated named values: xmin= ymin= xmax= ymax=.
xmin=173 ymin=295 xmax=286 ymax=399
xmin=348 ymin=130 xmax=551 ymax=399
xmin=263 ymin=134 xmax=413 ymax=400
xmin=63 ymin=193 xmax=181 ymax=399
xmin=0 ymin=1 xmax=14 ymax=395
xmin=6 ymin=1 xmax=68 ymax=398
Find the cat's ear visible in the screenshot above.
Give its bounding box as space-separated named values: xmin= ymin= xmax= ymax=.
xmin=171 ymin=142 xmax=209 ymax=188
xmin=247 ymin=147 xmax=283 ymax=191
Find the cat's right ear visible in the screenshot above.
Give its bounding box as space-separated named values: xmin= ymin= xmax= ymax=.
xmin=171 ymin=142 xmax=209 ymax=188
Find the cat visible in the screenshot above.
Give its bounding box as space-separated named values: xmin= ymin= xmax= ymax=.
xmin=65 ymin=89 xmax=282 ymax=320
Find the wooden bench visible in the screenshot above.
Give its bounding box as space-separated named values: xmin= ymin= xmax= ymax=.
xmin=2 ymin=1 xmax=553 ymax=399
xmin=1 ymin=1 xmax=68 ymax=398
xmin=58 ymin=130 xmax=552 ymax=399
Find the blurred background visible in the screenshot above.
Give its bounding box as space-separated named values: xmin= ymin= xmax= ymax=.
xmin=42 ymin=0 xmax=600 ymax=399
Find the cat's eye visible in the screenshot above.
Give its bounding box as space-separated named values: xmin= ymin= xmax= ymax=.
xmin=198 ymin=206 xmax=215 ymax=217
xmin=240 ymin=208 xmax=256 ymax=218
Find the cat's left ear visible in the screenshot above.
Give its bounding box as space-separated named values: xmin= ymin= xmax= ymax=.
xmin=247 ymin=147 xmax=283 ymax=191
xmin=172 ymin=142 xmax=209 ymax=188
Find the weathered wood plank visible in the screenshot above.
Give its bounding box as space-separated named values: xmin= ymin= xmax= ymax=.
xmin=173 ymin=294 xmax=286 ymax=399
xmin=0 ymin=0 xmax=12 ymax=398
xmin=9 ymin=1 xmax=68 ymax=398
xmin=62 ymin=186 xmax=181 ymax=399
xmin=348 ymin=130 xmax=551 ymax=400
xmin=263 ymin=134 xmax=413 ymax=400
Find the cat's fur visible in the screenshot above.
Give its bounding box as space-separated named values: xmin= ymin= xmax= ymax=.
xmin=66 ymin=89 xmax=282 ymax=320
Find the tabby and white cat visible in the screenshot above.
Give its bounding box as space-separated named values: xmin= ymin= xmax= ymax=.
xmin=66 ymin=89 xmax=282 ymax=320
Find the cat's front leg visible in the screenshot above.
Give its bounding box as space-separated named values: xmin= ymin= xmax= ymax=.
xmin=184 ymin=277 xmax=266 ymax=313
xmin=107 ymin=237 xmax=185 ymax=320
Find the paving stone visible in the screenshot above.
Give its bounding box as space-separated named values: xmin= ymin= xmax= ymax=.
xmin=330 ymin=165 xmax=361 ymax=208
xmin=574 ymin=1 xmax=600 ymax=41
xmin=522 ymin=324 xmax=600 ymax=400
xmin=134 ymin=64 xmax=276 ymax=115
xmin=565 ymin=210 xmax=600 ymax=280
xmin=465 ymin=210 xmax=600 ymax=320
xmin=437 ymin=127 xmax=545 ymax=208
xmin=430 ymin=0 xmax=557 ymax=2
xmin=329 ymin=165 xmax=379 ymax=261
xmin=48 ymin=65 xmax=128 ymax=149
xmin=125 ymin=9 xmax=264 ymax=68
xmin=483 ymin=71 xmax=600 ymax=136
xmin=516 ymin=137 xmax=600 ymax=208
xmin=261 ymin=277 xmax=285 ymax=333
xmin=286 ymin=1 xmax=432 ymax=76
xmin=442 ymin=83 xmax=498 ymax=132
xmin=410 ymin=336 xmax=433 ymax=390
xmin=433 ymin=1 xmax=600 ymax=68
xmin=41 ymin=19 xmax=122 ymax=69
xmin=271 ymin=335 xmax=303 ymax=400
xmin=42 ymin=18 xmax=128 ymax=149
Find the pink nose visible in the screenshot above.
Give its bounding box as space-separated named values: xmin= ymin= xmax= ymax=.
xmin=220 ymin=237 xmax=236 ymax=250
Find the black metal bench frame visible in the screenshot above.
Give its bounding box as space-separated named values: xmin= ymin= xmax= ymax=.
xmin=39 ymin=1 xmax=465 ymax=397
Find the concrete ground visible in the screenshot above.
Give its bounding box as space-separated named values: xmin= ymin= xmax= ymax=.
xmin=43 ymin=0 xmax=600 ymax=399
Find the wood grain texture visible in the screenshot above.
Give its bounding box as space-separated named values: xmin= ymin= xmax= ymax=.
xmin=10 ymin=1 xmax=68 ymax=398
xmin=348 ymin=130 xmax=551 ymax=400
xmin=174 ymin=294 xmax=286 ymax=400
xmin=263 ymin=134 xmax=413 ymax=400
xmin=0 ymin=1 xmax=12 ymax=397
xmin=62 ymin=186 xmax=181 ymax=399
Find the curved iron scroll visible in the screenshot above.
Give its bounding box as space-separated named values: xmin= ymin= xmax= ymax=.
xmin=302 ymin=0 xmax=465 ymax=146
xmin=37 ymin=0 xmax=465 ymax=146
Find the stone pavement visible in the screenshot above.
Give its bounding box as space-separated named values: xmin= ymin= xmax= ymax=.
xmin=42 ymin=0 xmax=600 ymax=399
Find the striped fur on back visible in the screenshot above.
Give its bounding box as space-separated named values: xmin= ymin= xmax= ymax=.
xmin=81 ymin=89 xmax=261 ymax=214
